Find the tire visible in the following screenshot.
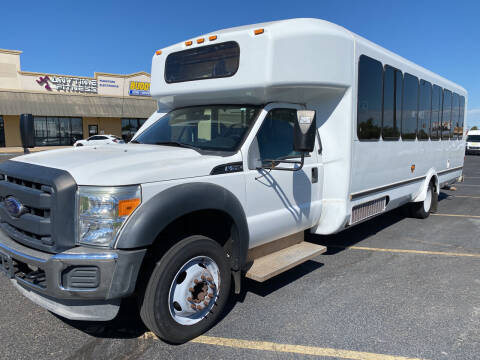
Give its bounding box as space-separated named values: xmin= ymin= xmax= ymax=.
xmin=140 ymin=235 xmax=231 ymax=344
xmin=410 ymin=182 xmax=435 ymax=219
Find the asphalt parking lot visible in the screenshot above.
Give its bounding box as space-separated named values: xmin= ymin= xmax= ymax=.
xmin=0 ymin=155 xmax=479 ymax=360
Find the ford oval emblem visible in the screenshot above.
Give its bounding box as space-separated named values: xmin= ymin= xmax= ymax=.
xmin=4 ymin=197 xmax=27 ymax=218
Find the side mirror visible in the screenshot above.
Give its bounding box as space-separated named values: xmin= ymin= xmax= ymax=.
xmin=294 ymin=110 xmax=316 ymax=153
xmin=20 ymin=114 xmax=35 ymax=151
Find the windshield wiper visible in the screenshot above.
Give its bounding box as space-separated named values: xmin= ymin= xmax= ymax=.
xmin=155 ymin=141 xmax=201 ymax=152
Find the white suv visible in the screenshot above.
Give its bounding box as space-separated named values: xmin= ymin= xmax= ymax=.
xmin=73 ymin=135 xmax=125 ymax=147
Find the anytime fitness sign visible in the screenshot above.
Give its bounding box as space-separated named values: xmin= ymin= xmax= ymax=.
xmin=37 ymin=75 xmax=98 ymax=94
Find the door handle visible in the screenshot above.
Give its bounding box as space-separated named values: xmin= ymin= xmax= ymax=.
xmin=312 ymin=167 xmax=318 ymax=183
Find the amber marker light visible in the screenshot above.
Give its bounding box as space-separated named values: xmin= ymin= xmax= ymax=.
xmin=209 ymin=35 xmax=217 ymax=41
xmin=254 ymin=28 xmax=264 ymax=35
xmin=155 ymin=50 xmax=162 ymax=55
xmin=118 ymin=198 xmax=141 ymax=217
xmin=197 ymin=38 xmax=205 ymax=44
xmin=185 ymin=40 xmax=193 ymax=46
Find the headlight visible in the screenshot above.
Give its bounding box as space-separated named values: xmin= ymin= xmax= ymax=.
xmin=77 ymin=186 xmax=141 ymax=248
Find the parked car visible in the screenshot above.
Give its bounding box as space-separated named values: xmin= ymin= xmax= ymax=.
xmin=466 ymin=130 xmax=480 ymax=155
xmin=73 ymin=135 xmax=125 ymax=147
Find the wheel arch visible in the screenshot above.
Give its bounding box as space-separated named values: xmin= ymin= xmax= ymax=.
xmin=116 ymin=182 xmax=249 ymax=276
xmin=412 ymin=169 xmax=439 ymax=203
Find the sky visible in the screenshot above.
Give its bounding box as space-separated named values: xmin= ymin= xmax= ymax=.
xmin=2 ymin=0 xmax=480 ymax=128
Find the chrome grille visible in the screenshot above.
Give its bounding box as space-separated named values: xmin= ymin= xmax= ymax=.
xmin=0 ymin=175 xmax=54 ymax=249
xmin=0 ymin=161 xmax=77 ymax=253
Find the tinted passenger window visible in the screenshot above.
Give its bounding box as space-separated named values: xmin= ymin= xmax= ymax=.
xmin=357 ymin=55 xmax=382 ymax=140
xmin=418 ymin=80 xmax=432 ymax=140
xmin=256 ymin=109 xmax=300 ymax=161
xmin=401 ymin=73 xmax=419 ymax=140
xmin=441 ymin=89 xmax=452 ymax=140
xmin=458 ymin=96 xmax=465 ymax=140
xmin=431 ymin=85 xmax=442 ymax=140
xmin=451 ymin=93 xmax=460 ymax=139
xmin=165 ymin=41 xmax=240 ymax=83
xmin=382 ymin=66 xmax=401 ymax=140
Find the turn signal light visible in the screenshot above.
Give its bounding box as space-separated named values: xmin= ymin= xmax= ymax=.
xmin=209 ymin=35 xmax=217 ymax=41
xmin=197 ymin=38 xmax=205 ymax=44
xmin=254 ymin=28 xmax=264 ymax=35
xmin=185 ymin=40 xmax=193 ymax=46
xmin=155 ymin=50 xmax=162 ymax=55
xmin=118 ymin=198 xmax=141 ymax=217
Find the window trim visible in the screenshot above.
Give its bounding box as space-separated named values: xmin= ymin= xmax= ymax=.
xmin=381 ymin=65 xmax=402 ymax=141
xmin=401 ymin=72 xmax=419 ymax=141
xmin=357 ymin=54 xmax=383 ymax=141
xmin=441 ymin=89 xmax=452 ymax=140
xmin=417 ymin=79 xmax=432 ymax=141
xmin=253 ymin=107 xmax=303 ymax=162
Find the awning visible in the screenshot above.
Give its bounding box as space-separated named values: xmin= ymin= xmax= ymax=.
xmin=0 ymin=90 xmax=157 ymax=118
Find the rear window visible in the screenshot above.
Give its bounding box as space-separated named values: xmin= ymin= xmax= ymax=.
xmin=165 ymin=41 xmax=240 ymax=83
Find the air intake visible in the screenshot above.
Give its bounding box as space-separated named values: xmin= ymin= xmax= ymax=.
xmin=350 ymin=197 xmax=387 ymax=225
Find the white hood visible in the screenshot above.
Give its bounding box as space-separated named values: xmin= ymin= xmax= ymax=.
xmin=12 ymin=144 xmax=240 ymax=186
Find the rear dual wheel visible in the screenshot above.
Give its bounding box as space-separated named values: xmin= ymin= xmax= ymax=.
xmin=140 ymin=235 xmax=231 ymax=344
xmin=410 ymin=182 xmax=435 ymax=219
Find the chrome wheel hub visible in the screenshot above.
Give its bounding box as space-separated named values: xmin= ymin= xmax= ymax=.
xmin=168 ymin=256 xmax=220 ymax=325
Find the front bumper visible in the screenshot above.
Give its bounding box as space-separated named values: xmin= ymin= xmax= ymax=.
xmin=0 ymin=229 xmax=146 ymax=320
xmin=466 ymin=147 xmax=480 ymax=154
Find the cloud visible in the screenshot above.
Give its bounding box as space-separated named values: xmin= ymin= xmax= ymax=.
xmin=467 ymin=108 xmax=480 ymax=129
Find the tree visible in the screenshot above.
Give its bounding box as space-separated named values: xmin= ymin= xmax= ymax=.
xmin=471 ymin=126 xmax=479 ymax=130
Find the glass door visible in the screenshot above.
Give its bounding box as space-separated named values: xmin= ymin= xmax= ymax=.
xmin=88 ymin=125 xmax=98 ymax=136
xmin=0 ymin=116 xmax=5 ymax=147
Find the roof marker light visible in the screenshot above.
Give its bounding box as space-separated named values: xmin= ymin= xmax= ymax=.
xmin=185 ymin=40 xmax=193 ymax=46
xmin=209 ymin=35 xmax=217 ymax=41
xmin=254 ymin=28 xmax=264 ymax=35
xmin=197 ymin=38 xmax=205 ymax=44
xmin=155 ymin=50 xmax=162 ymax=55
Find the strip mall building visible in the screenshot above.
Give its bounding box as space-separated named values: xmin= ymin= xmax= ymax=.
xmin=0 ymin=48 xmax=156 ymax=147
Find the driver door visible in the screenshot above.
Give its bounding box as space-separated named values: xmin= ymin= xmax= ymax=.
xmin=244 ymin=104 xmax=322 ymax=248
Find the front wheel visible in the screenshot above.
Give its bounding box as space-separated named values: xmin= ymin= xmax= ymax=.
xmin=410 ymin=182 xmax=435 ymax=219
xmin=140 ymin=235 xmax=231 ymax=344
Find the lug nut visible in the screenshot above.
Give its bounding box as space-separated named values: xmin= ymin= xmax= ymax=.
xmin=208 ymin=293 xmax=214 ymax=298
xmin=189 ymin=287 xmax=194 ymax=292
xmin=197 ymin=305 xmax=203 ymax=310
xmin=206 ymin=277 xmax=213 ymax=282
xmin=209 ymin=284 xmax=216 ymax=289
xmin=187 ymin=297 xmax=193 ymax=302
xmin=191 ymin=304 xmax=197 ymax=310
xmin=194 ymin=279 xmax=199 ymax=284
xmin=201 ymin=275 xmax=206 ymax=280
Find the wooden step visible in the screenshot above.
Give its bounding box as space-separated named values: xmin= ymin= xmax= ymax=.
xmin=245 ymin=241 xmax=326 ymax=282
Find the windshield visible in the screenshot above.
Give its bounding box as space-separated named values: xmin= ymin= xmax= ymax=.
xmin=467 ymin=135 xmax=480 ymax=142
xmin=134 ymin=105 xmax=260 ymax=152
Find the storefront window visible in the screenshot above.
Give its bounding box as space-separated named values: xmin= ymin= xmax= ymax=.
xmin=34 ymin=117 xmax=83 ymax=146
xmin=122 ymin=118 xmax=146 ymax=142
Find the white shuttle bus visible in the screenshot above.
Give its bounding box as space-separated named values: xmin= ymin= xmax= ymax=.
xmin=0 ymin=19 xmax=467 ymax=343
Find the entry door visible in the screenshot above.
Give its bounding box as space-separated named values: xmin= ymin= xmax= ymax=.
xmin=244 ymin=105 xmax=321 ymax=248
xmin=88 ymin=125 xmax=98 ymax=136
